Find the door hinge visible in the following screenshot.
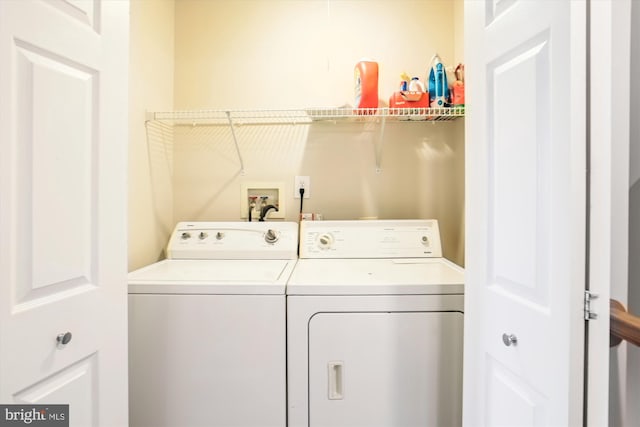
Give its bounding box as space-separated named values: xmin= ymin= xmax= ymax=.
xmin=584 ymin=290 xmax=599 ymax=320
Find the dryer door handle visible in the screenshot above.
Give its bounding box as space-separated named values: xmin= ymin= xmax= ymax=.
xmin=328 ymin=361 xmax=344 ymax=400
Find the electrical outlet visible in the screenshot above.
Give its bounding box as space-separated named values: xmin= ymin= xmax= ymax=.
xmin=294 ymin=176 xmax=310 ymax=199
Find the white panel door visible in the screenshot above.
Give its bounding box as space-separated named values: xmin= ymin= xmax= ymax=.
xmin=0 ymin=1 xmax=129 ymax=426
xmin=464 ymin=1 xmax=587 ymax=425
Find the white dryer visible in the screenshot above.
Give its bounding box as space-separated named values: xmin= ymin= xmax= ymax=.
xmin=128 ymin=221 xmax=298 ymax=427
xmin=287 ymin=219 xmax=464 ymax=427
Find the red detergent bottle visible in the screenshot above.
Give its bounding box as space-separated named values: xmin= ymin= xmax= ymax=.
xmin=354 ymin=59 xmax=379 ymax=110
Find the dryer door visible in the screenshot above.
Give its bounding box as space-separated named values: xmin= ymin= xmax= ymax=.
xmin=308 ymin=311 xmax=463 ymax=427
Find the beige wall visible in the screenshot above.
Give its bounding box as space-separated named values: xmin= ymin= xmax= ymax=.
xmin=174 ymin=0 xmax=456 ymax=110
xmin=130 ymin=0 xmax=465 ymax=267
xmin=172 ymin=0 xmax=465 ymax=265
xmin=128 ymin=0 xmax=175 ymax=271
xmin=454 ymin=0 xmax=464 ymax=65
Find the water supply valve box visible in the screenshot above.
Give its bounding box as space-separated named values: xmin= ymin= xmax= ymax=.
xmin=240 ymin=182 xmax=285 ymax=221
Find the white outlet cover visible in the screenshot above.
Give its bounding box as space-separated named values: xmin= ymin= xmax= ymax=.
xmin=294 ymin=175 xmax=311 ymax=199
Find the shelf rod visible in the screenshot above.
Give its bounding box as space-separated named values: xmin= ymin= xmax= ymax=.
xmin=225 ymin=111 xmax=245 ymax=174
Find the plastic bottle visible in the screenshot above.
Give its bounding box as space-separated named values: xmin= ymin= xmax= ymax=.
xmin=427 ymin=53 xmax=450 ymax=108
xmin=452 ymin=63 xmax=465 ymax=107
xmin=400 ymin=72 xmax=411 ymax=91
xmin=354 ymin=59 xmax=379 ymax=109
xmin=409 ymin=77 xmax=425 ymax=92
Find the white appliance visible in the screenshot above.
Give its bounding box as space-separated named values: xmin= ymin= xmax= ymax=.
xmin=128 ymin=221 xmax=298 ymax=427
xmin=287 ymin=219 xmax=464 ymax=427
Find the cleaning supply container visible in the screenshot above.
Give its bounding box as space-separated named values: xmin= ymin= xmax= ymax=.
xmin=452 ymin=63 xmax=465 ymax=107
xmin=354 ymin=59 xmax=379 ymax=110
xmin=428 ymin=54 xmax=449 ymax=108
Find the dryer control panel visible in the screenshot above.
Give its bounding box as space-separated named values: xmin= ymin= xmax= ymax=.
xmin=298 ymin=219 xmax=443 ymax=259
xmin=166 ymin=221 xmax=299 ymax=260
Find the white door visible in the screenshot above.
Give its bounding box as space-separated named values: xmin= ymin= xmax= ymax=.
xmin=463 ymin=1 xmax=588 ymax=425
xmin=0 ymin=1 xmax=129 ymax=426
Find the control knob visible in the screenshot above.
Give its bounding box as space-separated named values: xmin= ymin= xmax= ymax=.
xmin=215 ymin=232 xmax=225 ymax=240
xmin=317 ymin=233 xmax=334 ymax=250
xmin=199 ymin=231 xmax=208 ymax=240
xmin=264 ymin=229 xmax=279 ymax=244
xmin=181 ymin=232 xmax=191 ymax=240
xmin=421 ymin=235 xmax=430 ymax=246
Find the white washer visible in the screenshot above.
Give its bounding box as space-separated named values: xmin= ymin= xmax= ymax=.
xmin=128 ymin=221 xmax=298 ymax=427
xmin=287 ymin=220 xmax=464 ymax=427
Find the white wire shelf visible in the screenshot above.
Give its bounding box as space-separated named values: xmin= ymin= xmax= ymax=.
xmin=144 ymin=106 xmax=465 ymax=175
xmin=146 ymin=107 xmax=465 ymax=125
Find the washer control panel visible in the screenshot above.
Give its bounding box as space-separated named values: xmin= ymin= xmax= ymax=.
xmin=298 ymin=219 xmax=443 ymax=259
xmin=166 ymin=221 xmax=298 ymax=260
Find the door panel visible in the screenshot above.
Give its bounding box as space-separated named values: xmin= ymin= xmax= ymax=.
xmin=48 ymin=0 xmax=99 ymax=30
xmin=485 ymin=0 xmax=518 ymax=25
xmin=15 ymin=40 xmax=97 ymax=300
xmin=464 ymin=1 xmax=586 ymax=425
xmin=14 ymin=355 xmax=98 ymax=427
xmin=0 ymin=1 xmax=129 ymax=425
xmin=489 ymin=34 xmax=551 ymax=308
xmin=485 ymin=357 xmax=547 ymax=426
xmin=308 ymin=312 xmax=463 ymax=427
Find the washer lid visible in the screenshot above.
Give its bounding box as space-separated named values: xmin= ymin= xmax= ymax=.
xmin=286 ymin=258 xmax=464 ymax=295
xmin=128 ymin=259 xmax=295 ymax=295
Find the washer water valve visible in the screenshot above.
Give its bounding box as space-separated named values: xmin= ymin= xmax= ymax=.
xmin=248 ymin=196 xmax=258 ymax=221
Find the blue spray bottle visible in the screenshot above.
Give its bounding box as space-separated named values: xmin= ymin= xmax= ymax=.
xmin=428 ymin=53 xmax=449 ymax=108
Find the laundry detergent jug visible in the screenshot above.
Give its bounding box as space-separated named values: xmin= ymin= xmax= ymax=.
xmin=354 ymin=59 xmax=379 ymax=109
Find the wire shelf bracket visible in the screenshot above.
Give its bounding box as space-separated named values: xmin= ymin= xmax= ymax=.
xmin=225 ymin=111 xmax=245 ymax=175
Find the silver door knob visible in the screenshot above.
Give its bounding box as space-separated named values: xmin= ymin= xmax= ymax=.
xmin=502 ymin=333 xmax=517 ymax=346
xmin=56 ymin=332 xmax=72 ymax=349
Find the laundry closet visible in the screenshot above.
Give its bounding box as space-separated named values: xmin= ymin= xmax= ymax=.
xmin=0 ymin=0 xmax=632 ymax=425
xmin=128 ymin=0 xmax=466 ymax=271
xmin=128 ymin=1 xmax=466 ymax=426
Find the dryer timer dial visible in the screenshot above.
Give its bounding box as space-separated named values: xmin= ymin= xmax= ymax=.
xmin=316 ymin=233 xmax=334 ymax=250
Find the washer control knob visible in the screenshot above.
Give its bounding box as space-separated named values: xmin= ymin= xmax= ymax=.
xmin=264 ymin=229 xmax=279 ymax=244
xmin=181 ymin=232 xmax=191 ymax=240
xmin=421 ymin=235 xmax=430 ymax=246
xmin=317 ymin=233 xmax=334 ymax=250
xmin=215 ymin=232 xmax=225 ymax=240
xmin=199 ymin=232 xmax=208 ymax=240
